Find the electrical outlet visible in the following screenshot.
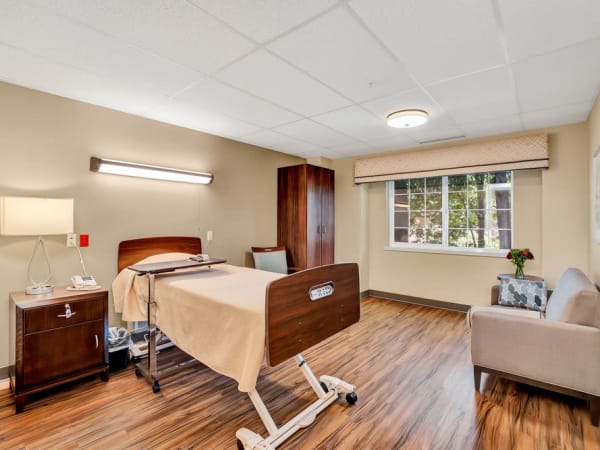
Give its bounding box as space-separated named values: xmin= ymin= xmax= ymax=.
xmin=66 ymin=233 xmax=77 ymax=247
xmin=207 ymin=230 xmax=213 ymax=241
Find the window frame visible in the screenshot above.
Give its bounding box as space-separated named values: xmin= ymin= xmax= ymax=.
xmin=385 ymin=172 xmax=514 ymax=257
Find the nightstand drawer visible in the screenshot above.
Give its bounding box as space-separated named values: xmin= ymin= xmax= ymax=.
xmin=24 ymin=297 xmax=104 ymax=333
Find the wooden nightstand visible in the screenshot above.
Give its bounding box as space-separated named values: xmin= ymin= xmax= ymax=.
xmin=9 ymin=287 xmax=109 ymax=413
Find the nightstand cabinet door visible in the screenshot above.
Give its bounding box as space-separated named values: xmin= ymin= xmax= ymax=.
xmin=10 ymin=288 xmax=109 ymax=413
xmin=23 ymin=319 xmax=105 ymax=388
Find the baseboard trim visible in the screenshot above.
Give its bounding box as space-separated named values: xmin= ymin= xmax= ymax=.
xmin=360 ymin=290 xmax=370 ymax=299
xmin=0 ymin=365 xmax=9 ymax=382
xmin=366 ymin=290 xmax=469 ymax=313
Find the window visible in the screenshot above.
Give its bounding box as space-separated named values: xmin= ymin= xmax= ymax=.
xmin=388 ymin=171 xmax=512 ymax=253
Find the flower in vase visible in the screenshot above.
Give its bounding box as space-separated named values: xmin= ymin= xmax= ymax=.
xmin=506 ymin=248 xmax=534 ymax=279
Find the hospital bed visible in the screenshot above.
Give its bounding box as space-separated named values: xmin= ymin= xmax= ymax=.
xmin=112 ymin=236 xmax=360 ymax=450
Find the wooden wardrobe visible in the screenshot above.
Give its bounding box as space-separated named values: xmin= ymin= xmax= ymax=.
xmin=277 ymin=164 xmax=334 ymax=270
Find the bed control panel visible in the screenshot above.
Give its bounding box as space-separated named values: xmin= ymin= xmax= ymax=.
xmin=309 ymin=282 xmax=335 ymax=301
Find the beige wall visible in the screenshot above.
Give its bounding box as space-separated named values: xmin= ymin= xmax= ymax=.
xmin=0 ymin=82 xmax=302 ymax=369
xmin=589 ymin=93 xmax=600 ymax=287
xmin=334 ymin=124 xmax=590 ymax=306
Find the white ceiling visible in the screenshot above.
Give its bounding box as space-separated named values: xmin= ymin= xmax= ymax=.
xmin=1 ymin=0 xmax=599 ymax=159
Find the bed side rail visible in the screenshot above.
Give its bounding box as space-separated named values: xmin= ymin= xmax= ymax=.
xmin=265 ymin=263 xmax=360 ymax=367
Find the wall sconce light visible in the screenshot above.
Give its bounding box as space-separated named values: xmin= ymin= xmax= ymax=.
xmin=90 ymin=157 xmax=214 ymax=184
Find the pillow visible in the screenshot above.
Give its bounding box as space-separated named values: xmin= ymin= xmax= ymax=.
xmin=498 ymin=278 xmax=548 ymax=312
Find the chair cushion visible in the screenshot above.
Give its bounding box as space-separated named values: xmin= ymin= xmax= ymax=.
xmin=467 ymin=305 xmax=541 ymax=328
xmin=252 ymin=250 xmax=288 ymax=274
xmin=545 ymin=268 xmax=600 ymax=328
xmin=498 ymin=278 xmax=547 ymax=312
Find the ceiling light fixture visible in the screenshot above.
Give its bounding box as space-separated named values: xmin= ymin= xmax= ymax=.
xmin=386 ymin=109 xmax=429 ymax=128
xmin=90 ymin=157 xmax=214 ymax=184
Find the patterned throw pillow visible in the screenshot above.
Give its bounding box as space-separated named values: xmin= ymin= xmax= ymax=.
xmin=498 ymin=278 xmax=548 ymax=312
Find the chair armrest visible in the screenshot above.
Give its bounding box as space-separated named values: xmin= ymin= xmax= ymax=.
xmin=471 ymin=308 xmax=600 ymax=395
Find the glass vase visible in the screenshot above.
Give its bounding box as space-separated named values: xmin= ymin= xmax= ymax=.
xmin=514 ymin=265 xmax=525 ymax=279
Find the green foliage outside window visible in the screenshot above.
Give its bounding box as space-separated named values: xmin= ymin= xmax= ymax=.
xmin=392 ymin=171 xmax=512 ymax=250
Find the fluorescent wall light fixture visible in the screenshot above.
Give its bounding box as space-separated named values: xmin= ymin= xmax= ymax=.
xmin=386 ymin=109 xmax=429 ymax=128
xmin=0 ymin=196 xmax=74 ymax=294
xmin=90 ymin=157 xmax=214 ymax=184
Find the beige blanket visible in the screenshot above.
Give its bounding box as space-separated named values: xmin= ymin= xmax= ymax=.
xmin=112 ymin=253 xmax=284 ymax=392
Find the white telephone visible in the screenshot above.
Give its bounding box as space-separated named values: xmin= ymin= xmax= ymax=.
xmin=70 ymin=275 xmax=99 ymax=290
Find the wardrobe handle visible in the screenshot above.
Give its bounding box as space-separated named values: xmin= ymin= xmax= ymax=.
xmin=317 ymin=225 xmax=321 ymax=234
xmin=323 ymin=226 xmax=327 ymax=234
xmin=95 ymin=335 xmax=99 ymax=349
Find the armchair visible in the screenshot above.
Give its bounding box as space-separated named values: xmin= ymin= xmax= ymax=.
xmin=470 ymin=268 xmax=600 ymax=425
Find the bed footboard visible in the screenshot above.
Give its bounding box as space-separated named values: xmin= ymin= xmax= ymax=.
xmin=265 ymin=263 xmax=360 ymax=366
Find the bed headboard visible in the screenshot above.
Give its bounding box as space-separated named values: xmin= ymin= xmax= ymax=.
xmin=117 ymin=236 xmax=202 ymax=272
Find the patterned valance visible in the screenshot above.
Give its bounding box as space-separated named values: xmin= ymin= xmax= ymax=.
xmin=354 ymin=134 xmax=548 ymax=183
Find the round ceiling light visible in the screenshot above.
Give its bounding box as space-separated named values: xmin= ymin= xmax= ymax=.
xmin=386 ymin=109 xmax=429 ymax=128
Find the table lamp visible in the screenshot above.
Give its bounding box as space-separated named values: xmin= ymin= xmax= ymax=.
xmin=0 ymin=196 xmax=74 ymax=294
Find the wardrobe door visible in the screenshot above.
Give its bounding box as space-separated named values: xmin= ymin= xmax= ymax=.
xmin=306 ymin=164 xmax=323 ymax=268
xmin=320 ymin=167 xmax=335 ymax=265
xmin=278 ymin=165 xmax=307 ymax=269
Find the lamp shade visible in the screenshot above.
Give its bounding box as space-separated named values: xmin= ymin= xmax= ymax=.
xmin=0 ymin=197 xmax=74 ymax=236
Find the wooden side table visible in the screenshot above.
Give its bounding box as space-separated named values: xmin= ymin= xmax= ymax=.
xmin=9 ymin=287 xmax=109 ymax=413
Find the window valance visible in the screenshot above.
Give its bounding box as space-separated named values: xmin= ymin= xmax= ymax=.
xmin=354 ymin=134 xmax=548 ymax=184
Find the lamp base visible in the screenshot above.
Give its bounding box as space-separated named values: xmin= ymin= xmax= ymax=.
xmin=26 ymin=284 xmax=53 ymax=295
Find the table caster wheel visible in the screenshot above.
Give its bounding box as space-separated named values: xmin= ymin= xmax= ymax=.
xmin=346 ymin=392 xmax=357 ymax=405
xmin=135 ymin=368 xmax=142 ymax=377
xmin=320 ymin=381 xmax=329 ymax=393
xmin=152 ymin=382 xmax=160 ymax=393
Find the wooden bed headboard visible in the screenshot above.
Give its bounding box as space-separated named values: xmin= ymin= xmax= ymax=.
xmin=265 ymin=263 xmax=360 ymax=366
xmin=117 ymin=236 xmax=202 ymax=272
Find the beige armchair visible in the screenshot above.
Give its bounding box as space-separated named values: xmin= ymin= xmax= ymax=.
xmin=470 ymin=268 xmax=600 ymax=425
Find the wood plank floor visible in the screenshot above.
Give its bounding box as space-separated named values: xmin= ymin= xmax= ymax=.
xmin=0 ymin=297 xmax=598 ymax=449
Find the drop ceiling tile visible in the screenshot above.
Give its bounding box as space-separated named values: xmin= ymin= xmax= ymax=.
xmin=499 ymin=0 xmax=600 ymax=62
xmin=521 ymin=101 xmax=593 ymax=130
xmin=369 ymin=135 xmax=419 ymax=152
xmin=407 ymin=124 xmax=466 ymax=145
xmin=175 ymin=78 xmax=300 ymax=128
xmin=0 ymin=44 xmax=168 ymax=115
xmin=273 ymin=119 xmax=356 ymax=148
xmin=312 ymin=105 xmax=403 ymax=142
xmin=460 ymin=115 xmax=523 ymax=139
xmin=145 ymin=99 xmax=260 ymax=138
xmin=362 ymin=88 xmax=440 ymax=121
xmin=269 ymin=8 xmax=415 ymax=102
xmin=238 ymin=129 xmax=324 ymax=155
xmin=216 ymin=50 xmax=351 ymax=116
xmin=25 ymin=0 xmax=255 ymax=73
xmin=514 ymin=39 xmax=600 ymax=112
xmin=426 ymin=66 xmax=519 ymax=124
xmin=188 ymin=0 xmax=337 ymax=43
xmin=349 ymin=0 xmax=505 ymax=84
xmin=0 ymin=2 xmax=202 ymax=96
xmin=326 ymin=142 xmax=376 ymax=158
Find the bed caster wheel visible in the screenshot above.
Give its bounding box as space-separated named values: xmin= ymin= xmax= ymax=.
xmin=320 ymin=381 xmax=329 ymax=393
xmin=152 ymin=382 xmax=160 ymax=393
xmin=135 ymin=368 xmax=142 ymax=377
xmin=236 ymin=439 xmax=244 ymax=450
xmin=346 ymin=392 xmax=357 ymax=405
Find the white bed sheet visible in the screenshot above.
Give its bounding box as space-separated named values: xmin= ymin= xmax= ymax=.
xmin=112 ymin=253 xmax=284 ymax=392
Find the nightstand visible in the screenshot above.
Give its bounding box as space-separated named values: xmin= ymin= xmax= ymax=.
xmin=9 ymin=287 xmax=109 ymax=413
